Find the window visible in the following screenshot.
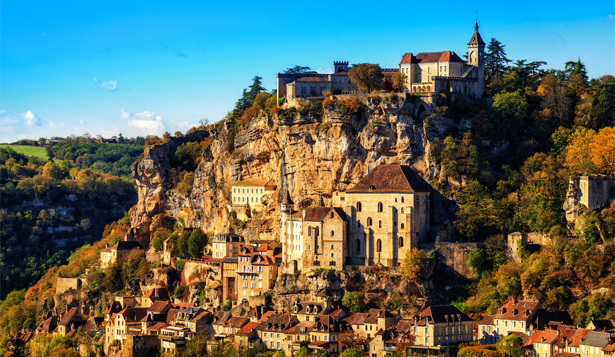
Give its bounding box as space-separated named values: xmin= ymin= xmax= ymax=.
xmin=376 ymin=239 xmax=382 ymax=253
xmin=331 ymin=244 xmax=334 ymax=249
xmin=330 ymin=212 xmax=334 ymax=219
xmin=356 ymin=240 xmax=360 ymax=252
xmin=400 ymin=223 xmax=405 ymax=230
xmin=401 ymin=208 xmax=404 ymax=214
xmin=378 ymin=220 xmax=382 ymax=228
xmin=308 ymin=227 xmax=312 ymax=237
xmin=367 ymin=218 xmax=372 ymax=226
xmin=331 ymin=230 xmax=334 ymax=237
xmin=331 ymin=253 xmax=334 ymax=257
xmin=357 ymin=202 xmax=362 ymax=212
xmin=399 ymin=237 xmax=404 ymax=247
xmin=377 ymin=202 xmax=383 ymax=212
xmin=401 ymin=196 xmax=404 ymax=203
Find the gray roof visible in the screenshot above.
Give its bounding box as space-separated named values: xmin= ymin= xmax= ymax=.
xmin=581 ymin=331 xmax=610 ymax=348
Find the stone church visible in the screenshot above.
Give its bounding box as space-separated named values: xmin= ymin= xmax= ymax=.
xmin=281 ymin=165 xmax=431 ymax=271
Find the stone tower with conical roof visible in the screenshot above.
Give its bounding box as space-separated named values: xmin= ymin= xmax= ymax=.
xmin=467 ymin=21 xmax=485 ymax=97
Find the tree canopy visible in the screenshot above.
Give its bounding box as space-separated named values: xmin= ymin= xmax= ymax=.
xmin=348 ymin=64 xmax=384 ymax=93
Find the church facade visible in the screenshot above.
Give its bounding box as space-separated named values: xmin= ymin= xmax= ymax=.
xmin=280 ymin=165 xmax=431 ymax=271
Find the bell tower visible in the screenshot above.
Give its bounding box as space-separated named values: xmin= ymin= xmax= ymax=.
xmin=467 ymin=21 xmax=485 ymax=96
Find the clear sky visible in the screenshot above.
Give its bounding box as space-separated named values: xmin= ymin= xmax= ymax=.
xmin=1 ymin=0 xmax=613 ymax=143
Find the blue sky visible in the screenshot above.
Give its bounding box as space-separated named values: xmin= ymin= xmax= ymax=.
xmin=1 ymin=1 xmax=613 ymax=142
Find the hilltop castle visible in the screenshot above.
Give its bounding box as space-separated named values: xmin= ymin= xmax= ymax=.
xmin=276 ymin=22 xmax=485 ymax=100
xmin=280 ymin=164 xmax=432 ymax=271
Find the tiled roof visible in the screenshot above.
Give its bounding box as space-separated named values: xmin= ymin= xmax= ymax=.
xmin=413 ymin=51 xmax=465 ymax=63
xmin=494 ymin=299 xmax=541 ymax=322
xmin=566 ymin=329 xmax=591 ymax=348
xmin=295 ymin=77 xmax=331 ymax=82
xmin=580 ymin=331 xmax=610 ymax=348
xmin=400 ymin=53 xmax=416 ymax=64
xmin=118 ymin=307 xmax=148 ymax=323
xmin=347 ymin=165 xmax=430 ymax=193
xmin=478 ymin=315 xmax=494 ymax=325
xmin=59 ymin=307 xmax=86 ymax=325
xmin=238 ymin=321 xmax=260 ymax=335
xmin=144 ymin=287 xmax=169 ymax=301
xmin=509 ymin=331 xmax=530 ymax=344
xmin=148 ymin=301 xmax=172 ymax=314
xmin=527 ymin=330 xmax=559 ymax=346
xmin=467 ymin=30 xmax=485 ymax=46
xmin=233 ymin=178 xmax=276 ymax=187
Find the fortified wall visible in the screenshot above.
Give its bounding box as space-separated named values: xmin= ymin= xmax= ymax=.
xmin=55 ymin=277 xmax=87 ymax=294
xmin=563 ymin=176 xmax=615 ymax=233
xmin=420 ymin=242 xmax=480 ymax=279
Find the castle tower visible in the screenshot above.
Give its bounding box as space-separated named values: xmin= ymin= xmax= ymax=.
xmin=467 ymin=21 xmax=485 ymax=96
xmin=334 ymin=61 xmax=349 ymax=73
xmin=280 ymin=189 xmax=294 ymax=264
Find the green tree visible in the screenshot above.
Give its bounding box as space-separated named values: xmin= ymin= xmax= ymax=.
xmin=339 ymin=348 xmax=366 ymax=357
xmin=221 ymin=299 xmax=232 ymax=311
xmin=188 ymin=229 xmax=208 ymax=258
xmin=392 ymin=72 xmax=408 ymax=91
xmin=564 ymin=58 xmax=588 ymax=84
xmin=348 ymin=63 xmax=384 ymax=93
xmin=484 ymin=38 xmax=510 ymax=95
xmin=400 ymin=248 xmax=427 ymax=282
xmin=497 ymin=335 xmax=524 ymax=357
xmin=342 ymin=292 xmax=366 ymax=313
xmin=455 ymin=180 xmax=497 ymax=239
xmin=283 ymin=65 xmax=316 ymax=74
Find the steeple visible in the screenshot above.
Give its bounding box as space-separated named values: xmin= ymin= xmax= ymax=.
xmin=474 ymin=21 xmax=479 ymax=33
xmin=281 ymin=189 xmax=293 ymax=206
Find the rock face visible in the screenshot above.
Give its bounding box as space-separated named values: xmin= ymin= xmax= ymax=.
xmin=130 ymin=96 xmax=458 ymax=245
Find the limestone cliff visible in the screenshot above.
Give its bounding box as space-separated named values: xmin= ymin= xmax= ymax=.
xmin=130 ymin=96 xmax=459 ymax=245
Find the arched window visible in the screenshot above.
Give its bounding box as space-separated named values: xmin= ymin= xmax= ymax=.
xmin=331 ymin=230 xmax=334 ymax=237
xmin=377 ymin=202 xmax=383 ymax=212
xmin=395 ymin=198 xmax=397 ymax=203
xmin=376 ymin=239 xmax=382 ymax=253
xmin=401 ymin=196 xmax=404 ymax=203
xmin=378 ymin=220 xmax=382 ymax=228
xmin=330 ymin=253 xmax=334 ymax=258
xmin=315 ymin=227 xmax=319 ymax=238
xmin=401 ymin=208 xmax=404 ymax=214
xmin=367 ymin=218 xmax=372 ymax=226
xmin=357 ymin=202 xmax=362 ymax=212
xmin=399 ymin=237 xmax=404 ymax=248
xmin=356 ymin=240 xmax=360 ymax=253
xmin=330 ymin=244 xmax=334 ymax=249
xmin=400 ymin=223 xmax=405 ymax=230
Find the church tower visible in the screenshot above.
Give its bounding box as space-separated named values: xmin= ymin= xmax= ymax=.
xmin=467 ymin=21 xmax=485 ymax=96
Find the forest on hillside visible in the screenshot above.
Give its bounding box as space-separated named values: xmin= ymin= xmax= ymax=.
xmin=0 ymin=139 xmax=145 ymax=301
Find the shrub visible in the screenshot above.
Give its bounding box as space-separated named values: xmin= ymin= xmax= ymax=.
xmin=174 ymin=285 xmax=187 ymax=300
xmin=175 ymin=259 xmax=186 ymax=273
xmin=277 ymin=97 xmax=287 ymax=106
xmin=221 ymin=299 xmax=232 ymax=311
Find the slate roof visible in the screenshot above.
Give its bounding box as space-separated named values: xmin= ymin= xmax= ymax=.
xmin=468 ymin=23 xmax=485 ymax=45
xmin=281 ymin=189 xmax=294 ymax=205
xmin=580 ymin=331 xmax=610 ymax=348
xmin=566 ymin=329 xmax=592 ymax=348
xmin=532 ymin=310 xmax=573 ymax=330
xmin=589 ymin=319 xmax=615 ymax=331
xmin=420 ymin=305 xmax=472 ymax=324
xmin=347 ymin=165 xmax=430 ymax=193
xmin=115 ymin=241 xmax=143 ymax=250
xmin=303 ymin=207 xmax=348 ymax=222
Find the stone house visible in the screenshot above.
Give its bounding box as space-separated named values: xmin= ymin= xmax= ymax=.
xmin=411 ymin=305 xmax=473 ymax=346
xmin=301 ymin=207 xmax=348 ymax=271
xmin=369 ymin=328 xmax=399 ymax=357
xmin=477 ymin=315 xmax=497 ymax=344
xmin=236 ymin=246 xmax=278 ymax=303
xmin=104 ymin=307 xmax=147 ymax=352
xmin=336 ymin=164 xmax=431 ymax=267
xmin=345 ymin=309 xmax=397 ymax=339
xmin=140 ymin=301 xmax=172 ymax=334
xmin=478 ymin=299 xmax=542 ymax=341
xmin=235 ymin=321 xmax=262 ymax=349
xmin=398 ymin=22 xmax=485 ymax=97
xmin=525 ymin=330 xmax=559 ymax=357
xmin=211 ymin=311 xmax=233 ymax=337
xmin=212 ymin=233 xmax=245 ymax=259
xmin=231 ymin=178 xmax=276 ymax=211
xmin=580 ymin=332 xmax=611 ymax=357
xmin=56 ymin=307 xmax=86 ymax=336
xmin=292 ymin=298 xmax=334 ymax=322
xmin=141 ymin=287 xmax=170 ymax=308
xmin=255 ymin=313 xmax=300 ymax=352
xmin=100 ymin=239 xmax=144 ymax=268
xmin=35 ymin=311 xmax=58 ymax=335
xmin=222 ymin=257 xmax=238 ymax=304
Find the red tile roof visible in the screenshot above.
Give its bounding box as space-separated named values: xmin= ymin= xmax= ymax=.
xmin=494 ymin=299 xmax=541 ymax=322
xmin=347 ymin=165 xmax=429 ymax=193
xmin=400 ymin=53 xmax=416 ymax=64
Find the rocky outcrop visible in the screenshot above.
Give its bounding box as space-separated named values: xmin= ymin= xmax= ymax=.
xmin=130 ymin=96 xmax=460 ymax=245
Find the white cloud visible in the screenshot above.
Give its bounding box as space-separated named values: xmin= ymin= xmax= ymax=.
xmin=93 ymin=77 xmax=118 ymax=91
xmin=178 ymin=121 xmax=198 ymax=131
xmin=20 ymin=110 xmax=41 ymax=126
xmin=49 ymin=122 xmax=65 ymax=130
xmin=317 ymin=67 xmax=333 ymax=74
xmin=123 ymin=109 xmax=169 ymax=136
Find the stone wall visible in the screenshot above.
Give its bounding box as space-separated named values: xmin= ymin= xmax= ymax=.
xmin=56 ymin=277 xmax=86 ymax=294
xmin=122 ymin=335 xmax=160 ymax=357
xmin=421 ymin=242 xmax=480 ymax=279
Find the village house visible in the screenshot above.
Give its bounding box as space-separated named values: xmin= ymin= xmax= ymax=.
xmin=231 ymin=178 xmax=276 ymax=211
xmin=56 ymin=307 xmax=86 ymax=336
xmin=580 ymin=332 xmax=612 ymax=357
xmin=255 ymin=313 xmax=300 ymax=353
xmin=100 ymin=239 xmax=144 ymax=268
xmin=479 ymin=299 xmax=542 ymax=341
xmin=236 ymin=245 xmax=278 ymax=303
xmin=212 ymin=232 xmax=245 ymax=259
xmin=410 ymin=305 xmax=473 ymax=347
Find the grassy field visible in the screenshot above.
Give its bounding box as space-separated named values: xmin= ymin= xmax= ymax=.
xmin=0 ymin=145 xmax=50 ymax=159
